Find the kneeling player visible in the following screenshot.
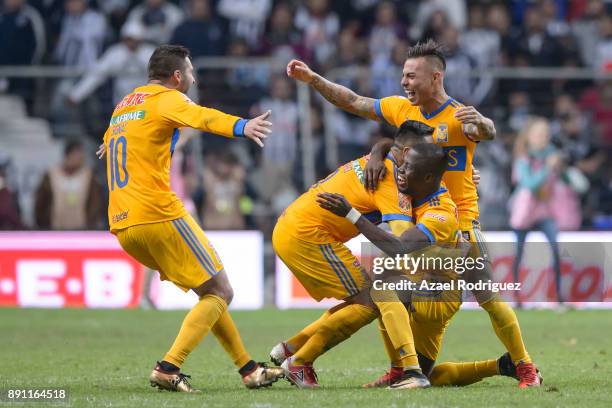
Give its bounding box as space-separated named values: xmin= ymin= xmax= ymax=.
xmin=272 ymin=122 xmax=438 ymax=388
xmin=319 ymin=147 xmax=542 ymax=389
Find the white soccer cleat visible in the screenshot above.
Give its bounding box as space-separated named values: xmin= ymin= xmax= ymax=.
xmin=270 ymin=341 xmax=293 ymax=366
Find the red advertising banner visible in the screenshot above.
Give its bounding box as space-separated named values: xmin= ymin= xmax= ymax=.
xmin=0 ymin=233 xmax=144 ymax=308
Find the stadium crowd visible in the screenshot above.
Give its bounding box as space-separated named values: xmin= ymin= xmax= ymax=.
xmin=0 ymin=0 xmax=611 ymax=233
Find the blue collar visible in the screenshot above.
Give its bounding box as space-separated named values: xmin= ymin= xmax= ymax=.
xmin=420 ymin=99 xmax=454 ymax=120
xmin=413 ymin=187 xmax=448 ymax=207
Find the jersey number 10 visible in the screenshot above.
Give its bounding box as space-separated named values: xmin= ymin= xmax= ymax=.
xmin=109 ymin=136 xmax=129 ymax=190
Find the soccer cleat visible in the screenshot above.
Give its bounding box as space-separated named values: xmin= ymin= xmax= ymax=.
xmin=388 ymin=369 xmax=431 ymax=390
xmin=516 ymin=361 xmax=542 ymax=388
xmin=497 ymin=353 xmax=543 ymax=388
xmin=241 ymin=362 xmax=285 ymax=389
xmin=362 ymin=367 xmax=405 ymax=388
xmin=149 ymin=363 xmax=200 ymax=393
xmin=270 ymin=341 xmax=294 ymax=366
xmin=281 ymin=356 xmax=319 ymax=388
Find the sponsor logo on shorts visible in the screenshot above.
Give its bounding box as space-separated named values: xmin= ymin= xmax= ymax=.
xmin=112 ymin=210 xmax=129 ymax=224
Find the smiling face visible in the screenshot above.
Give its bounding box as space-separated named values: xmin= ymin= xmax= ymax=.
xmin=401 ymin=57 xmax=441 ymax=106
xmin=395 ymin=149 xmax=422 ymax=195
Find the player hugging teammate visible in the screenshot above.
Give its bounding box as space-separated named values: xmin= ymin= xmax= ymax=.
xmin=272 ymin=40 xmax=542 ymax=389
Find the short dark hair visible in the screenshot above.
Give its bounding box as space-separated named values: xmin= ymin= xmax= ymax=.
xmin=411 ymin=142 xmax=447 ymax=178
xmin=406 ymin=39 xmax=446 ymax=71
xmin=148 ymin=45 xmax=191 ymax=81
xmin=395 ymin=120 xmax=435 ymax=145
xmin=64 ymin=140 xmax=84 ymax=156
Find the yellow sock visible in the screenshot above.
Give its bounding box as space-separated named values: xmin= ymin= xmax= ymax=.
xmin=430 ymin=360 xmax=499 ymax=386
xmin=293 ymin=304 xmax=377 ymax=365
xmin=164 ymin=294 xmax=227 ymax=367
xmin=211 ymin=310 xmax=251 ymax=369
xmin=377 ymin=317 xmax=402 ymax=367
xmin=480 ymin=298 xmax=531 ymax=364
xmin=375 ymin=301 xmax=418 ymax=369
xmin=286 ymin=303 xmax=350 ymax=352
xmin=286 ymin=310 xmax=331 ymax=352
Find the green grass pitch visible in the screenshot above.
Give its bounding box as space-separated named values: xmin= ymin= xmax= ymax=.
xmin=2 ymin=308 xmax=611 ymax=407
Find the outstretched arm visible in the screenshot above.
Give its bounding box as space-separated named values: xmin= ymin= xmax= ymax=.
xmin=287 ymin=59 xmax=378 ymax=121
xmin=455 ymin=106 xmax=496 ymax=141
xmin=316 ymin=193 xmax=430 ymax=257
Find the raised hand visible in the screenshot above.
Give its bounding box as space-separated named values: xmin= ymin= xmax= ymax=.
xmin=286 ymin=59 xmax=316 ymax=84
xmin=244 ymin=110 xmax=272 ymax=147
xmin=96 ymin=143 xmax=106 ymax=159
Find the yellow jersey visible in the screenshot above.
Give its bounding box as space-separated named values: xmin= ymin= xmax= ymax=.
xmin=104 ymin=84 xmax=248 ymax=233
xmin=374 ymin=96 xmax=479 ymax=219
xmin=412 ymin=187 xmax=459 ymax=243
xmin=282 ymin=155 xmax=414 ymax=243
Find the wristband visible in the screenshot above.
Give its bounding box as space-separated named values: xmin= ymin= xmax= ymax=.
xmin=346 ymin=208 xmax=361 ymax=224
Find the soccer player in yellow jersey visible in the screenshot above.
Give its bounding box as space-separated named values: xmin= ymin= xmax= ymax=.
xmin=318 ymin=145 xmax=542 ymax=390
xmin=289 ymin=143 xmax=457 ymax=389
xmin=271 ymin=122 xmax=433 ymax=388
xmin=101 ymin=45 xmax=283 ymax=392
xmin=286 ymin=39 xmax=541 ymax=388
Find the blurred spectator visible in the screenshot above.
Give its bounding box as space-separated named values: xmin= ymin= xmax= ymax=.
xmin=418 ymin=9 xmax=450 ymax=43
xmin=410 ymin=0 xmax=466 ymax=41
xmin=0 ymin=0 xmax=45 ymax=64
xmin=68 ymin=22 xmax=154 ymax=105
xmin=551 ymin=94 xmax=592 ymax=163
xmin=507 ymin=91 xmax=531 ymax=132
xmin=440 ymin=26 xmax=492 ymax=106
xmin=540 ymin=0 xmax=570 ymax=38
xmin=54 ymin=0 xmax=106 ymax=69
xmin=510 ymin=6 xmax=565 ymax=67
xmin=594 ymin=13 xmax=612 ymax=73
xmin=250 ymin=75 xmax=298 ymax=171
xmin=224 ymin=38 xmax=269 ymax=100
xmin=510 ymin=118 xmax=568 ymax=305
xmin=487 ymin=3 xmax=517 ymax=66
xmin=217 ymin=0 xmax=271 ymax=47
xmin=461 ymin=3 xmax=500 ymax=69
xmin=96 ymin=0 xmax=131 ymax=36
xmin=171 ymin=0 xmax=228 ymax=58
xmin=51 ymin=0 xmax=107 ymax=137
xmin=295 ymin=0 xmax=340 ymax=66
xmin=34 ymin=140 xmax=103 ymax=230
xmin=126 ymin=0 xmax=183 ymax=45
xmin=200 ymin=149 xmax=246 ymax=230
xmin=572 ymin=0 xmax=606 ymax=67
xmin=371 ymin=38 xmax=407 ymax=98
xmin=257 ymin=2 xmax=304 ymax=64
xmin=0 ymin=0 xmax=45 ymax=108
xmin=474 ymin=132 xmax=513 ymax=229
xmin=368 ymin=1 xmax=406 ymax=67
xmin=0 ymin=155 xmax=22 ymax=230
xmin=580 ymin=77 xmax=612 ymax=146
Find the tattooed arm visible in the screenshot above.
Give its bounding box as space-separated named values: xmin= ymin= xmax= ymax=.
xmin=286 ymin=59 xmax=378 ymax=121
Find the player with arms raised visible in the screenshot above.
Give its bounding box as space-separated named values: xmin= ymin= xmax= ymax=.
xmin=287 ymin=39 xmax=540 ymax=388
xmin=102 ymin=45 xmax=283 ymax=393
